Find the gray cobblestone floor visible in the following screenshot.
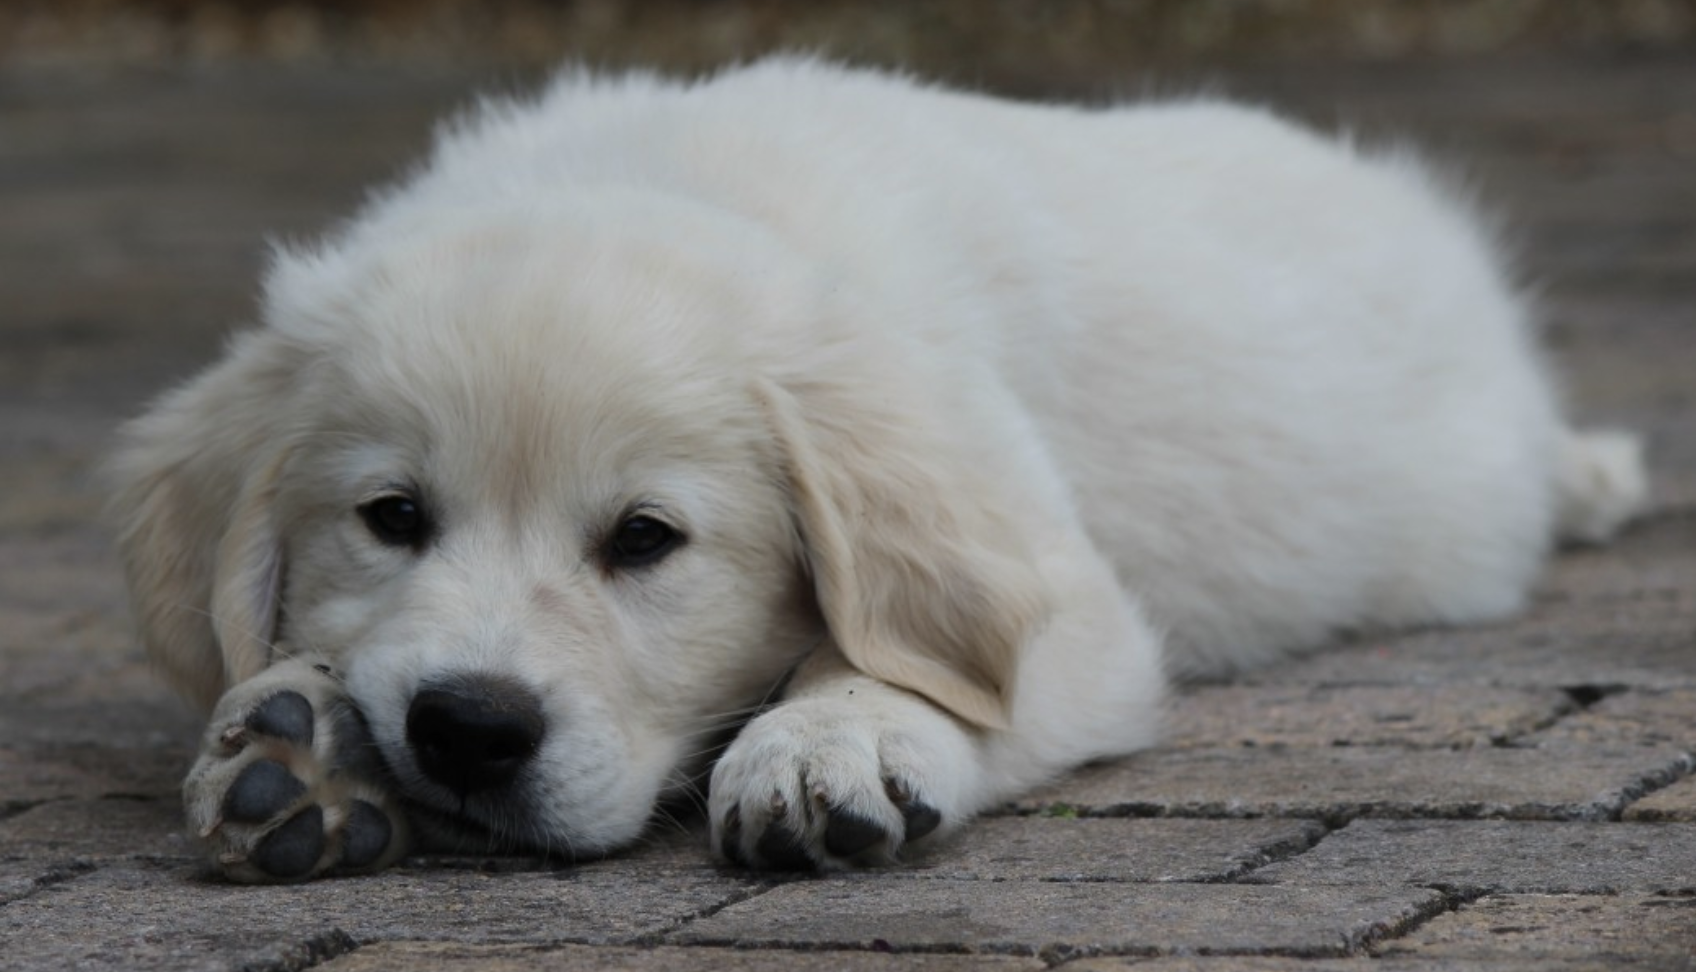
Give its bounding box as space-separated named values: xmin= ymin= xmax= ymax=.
xmin=1 ymin=54 xmax=1693 ymax=971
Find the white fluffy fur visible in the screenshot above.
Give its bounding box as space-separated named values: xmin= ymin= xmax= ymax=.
xmin=111 ymin=58 xmax=1646 ymax=875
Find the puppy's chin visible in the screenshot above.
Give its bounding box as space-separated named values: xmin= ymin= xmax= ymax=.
xmin=395 ymin=764 xmax=663 ymax=862
xmin=402 ymin=798 xmax=626 ymax=863
xmin=404 ymin=800 xmax=518 ymax=855
xmin=403 ymin=804 xmax=528 ymax=857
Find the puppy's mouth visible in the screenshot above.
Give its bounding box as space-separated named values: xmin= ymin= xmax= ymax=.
xmin=398 ymin=792 xmax=552 ymax=856
xmin=385 ymin=755 xmax=557 ymax=856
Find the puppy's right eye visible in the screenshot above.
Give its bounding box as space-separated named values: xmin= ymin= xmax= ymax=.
xmin=359 ymin=494 xmax=428 ymax=548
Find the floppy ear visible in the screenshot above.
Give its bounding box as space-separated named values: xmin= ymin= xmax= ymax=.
xmin=756 ymin=376 xmax=1051 ymax=731
xmin=107 ymin=329 xmax=301 ymax=713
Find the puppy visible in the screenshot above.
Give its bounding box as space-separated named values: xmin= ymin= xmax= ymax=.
xmin=110 ymin=58 xmax=1647 ymax=882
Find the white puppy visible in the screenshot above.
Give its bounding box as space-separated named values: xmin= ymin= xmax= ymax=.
xmin=110 ymin=58 xmax=1646 ymax=882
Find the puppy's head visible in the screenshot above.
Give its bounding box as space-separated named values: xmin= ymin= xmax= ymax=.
xmin=110 ymin=200 xmax=1045 ymax=856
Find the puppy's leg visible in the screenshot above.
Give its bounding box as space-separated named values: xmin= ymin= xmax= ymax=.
xmin=183 ymin=654 xmax=409 ymax=883
xmin=711 ymin=548 xmax=1166 ymax=871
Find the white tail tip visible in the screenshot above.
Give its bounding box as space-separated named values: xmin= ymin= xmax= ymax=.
xmin=1557 ymin=429 xmax=1649 ymax=545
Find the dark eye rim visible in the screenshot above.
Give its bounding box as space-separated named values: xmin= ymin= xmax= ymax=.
xmin=357 ymin=491 xmax=430 ymax=549
xmin=603 ymin=511 xmax=684 ymax=569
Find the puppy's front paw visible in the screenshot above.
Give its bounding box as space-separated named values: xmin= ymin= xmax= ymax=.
xmin=708 ymin=692 xmax=976 ymax=871
xmin=185 ymin=660 xmax=409 ymax=883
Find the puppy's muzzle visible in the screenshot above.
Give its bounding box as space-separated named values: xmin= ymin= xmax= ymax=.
xmin=406 ymin=673 xmax=545 ymax=796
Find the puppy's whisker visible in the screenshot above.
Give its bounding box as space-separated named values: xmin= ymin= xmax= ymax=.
xmin=161 ymin=601 xmax=356 ymax=689
xmin=650 ymin=805 xmax=691 ymax=839
xmin=163 ymin=601 xmax=296 ymax=664
xmin=671 ymin=744 xmax=734 ymax=767
xmin=669 ymin=641 xmax=815 ymax=737
xmin=273 ymin=606 xmax=354 ymax=686
xmin=670 ymin=695 xmax=791 ymax=734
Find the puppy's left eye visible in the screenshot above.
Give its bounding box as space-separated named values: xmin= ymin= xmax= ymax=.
xmin=604 ymin=514 xmax=682 ymax=568
xmin=359 ymin=494 xmax=429 ymax=548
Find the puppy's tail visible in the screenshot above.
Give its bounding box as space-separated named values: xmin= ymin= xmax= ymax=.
xmin=1555 ymin=429 xmax=1649 ymax=545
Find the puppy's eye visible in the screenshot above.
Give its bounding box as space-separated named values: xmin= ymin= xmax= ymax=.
xmin=605 ymin=514 xmax=682 ymax=568
xmin=359 ymin=494 xmax=428 ymax=548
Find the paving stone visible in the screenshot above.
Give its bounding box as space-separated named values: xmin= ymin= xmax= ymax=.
xmin=0 ymin=744 xmax=188 ymax=808
xmin=319 ymin=941 xmax=1046 ymax=971
xmin=0 ymin=796 xmax=193 ymax=861
xmin=1071 ymin=956 xmax=1655 ymax=971
xmin=0 ymin=535 xmax=141 ymax=699
xmin=672 ymin=880 xmax=1443 ymax=957
xmin=0 ymin=531 xmax=126 ymax=611
xmin=0 ymin=540 xmax=201 ymax=753
xmin=906 ymin=817 xmax=1322 ymax=882
xmin=1252 ymin=819 xmax=1696 ymax=894
xmin=0 ymin=861 xmax=761 ymax=971
xmin=411 ymin=822 xmax=716 ymax=878
xmin=1378 ymin=893 xmax=1696 ymax=963
xmin=0 ymin=858 xmax=100 ymax=906
xmin=0 ymin=612 xmax=143 ymax=704
xmin=1013 ymin=745 xmax=1695 ymax=822
xmin=1538 ymin=519 xmax=1696 ymax=614
xmin=0 ymin=452 xmax=105 ymax=532
xmin=0 ymin=864 xmax=39 ymax=905
xmin=1162 ymin=685 xmax=1572 ymax=750
xmin=0 ymin=692 xmax=200 ymax=751
xmin=1624 ymin=773 xmax=1696 ymax=822
xmin=1530 ymin=687 xmax=1696 ymax=750
xmin=1251 ymin=616 xmax=1696 ymax=693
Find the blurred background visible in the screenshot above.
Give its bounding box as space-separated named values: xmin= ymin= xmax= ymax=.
xmin=9 ymin=0 xmax=1696 ymax=76
xmin=5 ymin=0 xmax=1696 ymax=82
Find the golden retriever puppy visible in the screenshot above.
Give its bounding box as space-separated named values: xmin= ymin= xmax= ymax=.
xmin=109 ymin=59 xmax=1646 ymax=882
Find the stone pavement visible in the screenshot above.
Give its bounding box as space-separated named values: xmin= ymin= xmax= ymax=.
xmin=2 ymin=54 xmax=1693 ymax=971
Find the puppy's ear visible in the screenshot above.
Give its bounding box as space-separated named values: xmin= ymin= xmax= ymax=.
xmin=107 ymin=329 xmax=301 ymax=713
xmin=757 ymin=377 xmax=1050 ymax=731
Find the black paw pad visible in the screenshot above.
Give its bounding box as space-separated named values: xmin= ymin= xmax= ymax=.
xmin=901 ymin=800 xmax=942 ymax=842
xmin=885 ymin=778 xmax=941 ymax=842
xmin=330 ymin=700 xmax=384 ymax=779
xmin=252 ymin=805 xmax=325 ymax=878
xmin=755 ymin=820 xmax=815 ymax=871
xmin=339 ymin=800 xmax=392 ymax=869
xmin=224 ymin=760 xmax=306 ymax=823
xmin=824 ymin=807 xmax=888 ymax=858
xmin=245 ymin=691 xmax=314 ymax=745
xmin=718 ymin=805 xmax=747 ymax=867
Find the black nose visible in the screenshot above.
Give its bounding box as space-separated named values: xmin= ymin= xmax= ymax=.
xmin=406 ymin=674 xmax=545 ymax=795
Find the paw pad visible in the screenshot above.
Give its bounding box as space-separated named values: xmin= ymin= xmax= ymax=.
xmin=222 ymin=759 xmax=306 ymax=824
xmin=889 ymin=779 xmax=941 ymax=841
xmin=245 ymin=690 xmax=315 ymax=745
xmin=251 ymin=805 xmax=326 ymax=879
xmin=822 ymin=806 xmax=886 ymax=858
xmin=340 ymin=800 xmax=393 ymax=869
xmin=717 ymin=805 xmax=747 ymax=866
xmin=754 ymin=819 xmax=814 ymax=871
